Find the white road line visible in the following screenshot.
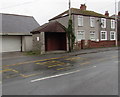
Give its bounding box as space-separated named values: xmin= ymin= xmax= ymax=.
xmin=31 ymin=70 xmax=81 ymax=83
xmin=31 ymin=65 xmax=97 ymax=83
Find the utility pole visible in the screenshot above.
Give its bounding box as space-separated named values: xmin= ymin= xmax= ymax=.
xmin=69 ymin=0 xmax=71 ymax=19
xmin=115 ymin=0 xmax=118 ymax=46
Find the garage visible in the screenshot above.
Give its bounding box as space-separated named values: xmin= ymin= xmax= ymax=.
xmin=0 ymin=13 xmax=40 ymax=53
xmin=2 ymin=36 xmax=21 ymax=52
xmin=31 ymin=21 xmax=68 ymax=53
xmin=45 ymin=32 xmax=67 ymax=51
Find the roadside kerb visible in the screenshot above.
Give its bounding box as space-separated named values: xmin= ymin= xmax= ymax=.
xmin=3 ymin=47 xmax=118 ymax=67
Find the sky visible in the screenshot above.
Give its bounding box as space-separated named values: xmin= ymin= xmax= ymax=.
xmin=0 ymin=0 xmax=120 ymax=25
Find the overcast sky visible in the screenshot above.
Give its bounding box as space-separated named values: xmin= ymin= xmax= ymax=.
xmin=0 ymin=0 xmax=120 ymax=25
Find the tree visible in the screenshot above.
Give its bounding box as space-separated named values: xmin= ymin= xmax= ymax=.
xmin=66 ymin=19 xmax=75 ymax=52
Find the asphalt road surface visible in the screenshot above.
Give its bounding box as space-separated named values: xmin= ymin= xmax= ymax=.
xmin=1 ymin=49 xmax=119 ymax=95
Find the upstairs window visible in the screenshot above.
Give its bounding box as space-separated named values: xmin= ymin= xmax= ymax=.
xmin=90 ymin=31 xmax=96 ymax=41
xmin=111 ymin=20 xmax=115 ymax=29
xmin=78 ymin=15 xmax=83 ymax=26
xmin=90 ymin=17 xmax=95 ymax=27
xmin=101 ymin=31 xmax=107 ymax=40
xmin=101 ymin=18 xmax=106 ymax=28
xmin=77 ymin=31 xmax=85 ymax=41
xmin=110 ymin=31 xmax=116 ymax=40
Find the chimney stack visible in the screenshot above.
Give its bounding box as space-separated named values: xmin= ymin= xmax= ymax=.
xmin=80 ymin=4 xmax=87 ymax=10
xmin=105 ymin=11 xmax=109 ymax=17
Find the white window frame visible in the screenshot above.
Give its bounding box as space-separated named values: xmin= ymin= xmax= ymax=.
xmin=90 ymin=17 xmax=95 ymax=27
xmin=111 ymin=20 xmax=115 ymax=29
xmin=90 ymin=31 xmax=96 ymax=41
xmin=110 ymin=31 xmax=116 ymax=40
xmin=101 ymin=31 xmax=107 ymax=40
xmin=78 ymin=15 xmax=83 ymax=27
xmin=77 ymin=30 xmax=85 ymax=41
xmin=101 ymin=18 xmax=106 ymax=28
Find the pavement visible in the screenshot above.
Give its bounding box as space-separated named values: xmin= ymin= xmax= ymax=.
xmin=1 ymin=47 xmax=119 ymax=60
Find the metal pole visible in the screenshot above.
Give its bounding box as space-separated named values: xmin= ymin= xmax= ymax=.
xmin=115 ymin=0 xmax=118 ymax=46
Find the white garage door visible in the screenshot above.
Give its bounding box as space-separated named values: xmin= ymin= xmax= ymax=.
xmin=2 ymin=36 xmax=21 ymax=52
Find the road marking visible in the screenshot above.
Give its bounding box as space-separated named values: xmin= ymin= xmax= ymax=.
xmin=11 ymin=69 xmax=19 ymax=73
xmin=65 ymin=57 xmax=84 ymax=61
xmin=0 ymin=69 xmax=12 ymax=73
xmin=31 ymin=70 xmax=81 ymax=83
xmin=93 ymin=66 xmax=97 ymax=68
xmin=80 ymin=62 xmax=90 ymax=65
xmin=48 ymin=64 xmax=64 ymax=68
xmin=20 ymin=72 xmax=42 ymax=78
xmin=112 ymin=56 xmax=118 ymax=58
xmin=4 ymin=56 xmax=69 ymax=67
xmin=57 ymin=68 xmax=66 ymax=70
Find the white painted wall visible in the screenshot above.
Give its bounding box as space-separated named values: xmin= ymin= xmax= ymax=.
xmin=22 ymin=36 xmax=32 ymax=51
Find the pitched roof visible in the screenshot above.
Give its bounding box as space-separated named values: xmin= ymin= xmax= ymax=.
xmin=0 ymin=13 xmax=40 ymax=35
xmin=49 ymin=8 xmax=111 ymax=21
xmin=31 ymin=21 xmax=66 ymax=33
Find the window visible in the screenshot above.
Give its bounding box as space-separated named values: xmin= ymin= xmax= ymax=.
xmin=101 ymin=18 xmax=106 ymax=28
xmin=78 ymin=15 xmax=83 ymax=26
xmin=90 ymin=31 xmax=96 ymax=41
xmin=37 ymin=37 xmax=40 ymax=41
xmin=77 ymin=31 xmax=85 ymax=41
xmin=101 ymin=31 xmax=107 ymax=40
xmin=110 ymin=31 xmax=116 ymax=40
xmin=111 ymin=20 xmax=115 ymax=29
xmin=90 ymin=17 xmax=95 ymax=27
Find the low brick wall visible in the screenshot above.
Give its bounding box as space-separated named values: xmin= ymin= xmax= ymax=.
xmin=76 ymin=40 xmax=117 ymax=49
xmin=88 ymin=40 xmax=116 ymax=48
xmin=118 ymin=41 xmax=120 ymax=46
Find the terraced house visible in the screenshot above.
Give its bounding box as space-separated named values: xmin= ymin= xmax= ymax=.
xmin=31 ymin=4 xmax=116 ymax=53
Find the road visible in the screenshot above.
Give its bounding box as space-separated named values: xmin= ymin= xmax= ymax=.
xmin=1 ymin=49 xmax=119 ymax=95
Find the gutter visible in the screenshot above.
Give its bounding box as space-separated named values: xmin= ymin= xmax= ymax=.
xmin=0 ymin=33 xmax=32 ymax=36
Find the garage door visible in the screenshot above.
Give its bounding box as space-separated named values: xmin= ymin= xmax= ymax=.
xmin=45 ymin=33 xmax=67 ymax=51
xmin=2 ymin=36 xmax=21 ymax=52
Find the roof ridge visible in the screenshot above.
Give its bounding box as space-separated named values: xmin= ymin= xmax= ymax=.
xmin=49 ymin=8 xmax=111 ymax=21
xmin=0 ymin=13 xmax=33 ymax=18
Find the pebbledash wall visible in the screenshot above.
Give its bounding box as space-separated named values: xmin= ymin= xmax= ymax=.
xmin=32 ymin=32 xmax=45 ymax=54
xmin=50 ymin=16 xmax=117 ymax=50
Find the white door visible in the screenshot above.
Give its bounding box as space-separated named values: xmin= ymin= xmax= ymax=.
xmin=2 ymin=36 xmax=21 ymax=52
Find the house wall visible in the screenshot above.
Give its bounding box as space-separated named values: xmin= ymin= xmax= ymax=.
xmin=118 ymin=19 xmax=120 ymax=41
xmin=50 ymin=16 xmax=69 ymax=28
xmin=74 ymin=15 xmax=100 ymax=41
xmin=32 ymin=32 xmax=45 ymax=54
xmin=22 ymin=36 xmax=33 ymax=51
xmin=99 ymin=18 xmax=116 ymax=41
xmin=51 ymin=15 xmax=116 ymax=42
xmin=0 ymin=36 xmax=2 ymax=53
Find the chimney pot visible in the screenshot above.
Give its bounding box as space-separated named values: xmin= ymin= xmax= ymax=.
xmin=80 ymin=4 xmax=87 ymax=10
xmin=105 ymin=11 xmax=109 ymax=16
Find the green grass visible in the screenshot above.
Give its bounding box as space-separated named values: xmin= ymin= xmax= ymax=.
xmin=24 ymin=51 xmax=41 ymax=56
